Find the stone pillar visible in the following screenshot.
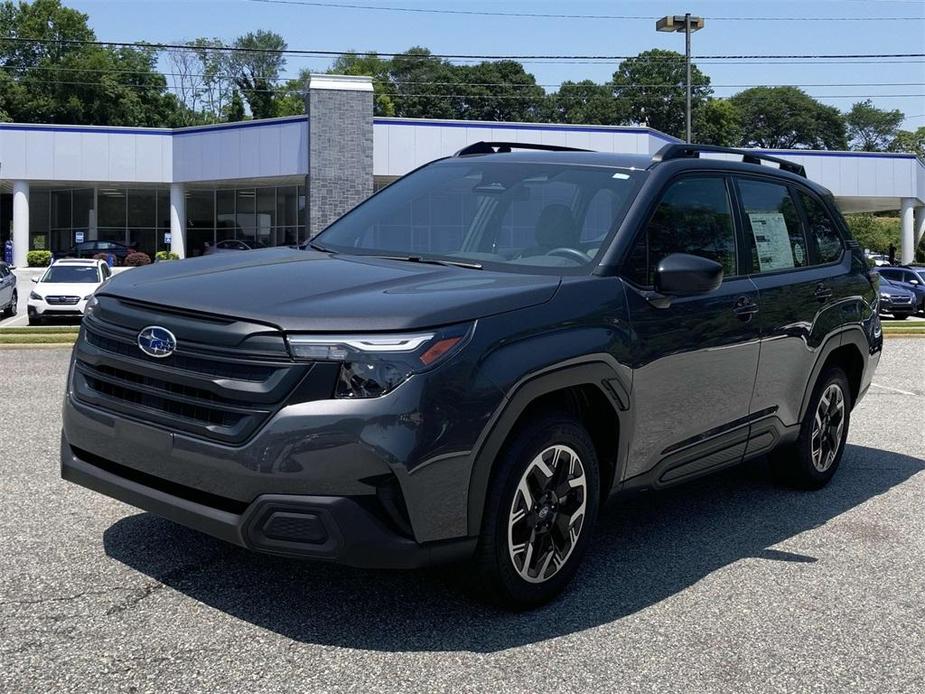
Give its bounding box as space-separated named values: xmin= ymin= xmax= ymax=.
xmin=914 ymin=205 xmax=925 ymax=250
xmin=169 ymin=183 xmax=186 ymax=259
xmin=900 ymin=198 xmax=914 ymax=265
xmin=306 ymin=74 xmax=374 ymax=236
xmin=12 ymin=180 xmax=29 ymax=268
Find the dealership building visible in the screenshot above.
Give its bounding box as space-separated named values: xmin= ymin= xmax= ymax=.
xmin=1 ymin=74 xmax=924 ymax=267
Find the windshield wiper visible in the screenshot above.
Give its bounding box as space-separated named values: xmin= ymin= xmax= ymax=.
xmin=376 ymin=255 xmax=483 ymax=270
xmin=306 ymin=240 xmax=331 ymax=253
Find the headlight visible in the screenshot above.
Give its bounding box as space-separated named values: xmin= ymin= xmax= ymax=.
xmin=288 ymin=322 xmax=473 ymax=398
xmin=84 ymin=295 xmax=100 ymax=317
xmin=83 ymin=293 xmax=94 ymax=301
xmin=879 ymin=292 xmax=890 ymax=300
xmin=29 ymin=291 xmax=42 ymax=301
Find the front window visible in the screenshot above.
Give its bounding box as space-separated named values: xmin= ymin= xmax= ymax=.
xmin=314 ymin=160 xmax=643 ymax=272
xmin=41 ymin=265 xmax=101 ymax=284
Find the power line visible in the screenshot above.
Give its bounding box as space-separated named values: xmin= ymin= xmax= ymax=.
xmin=242 ymin=0 xmax=925 ymax=21
xmin=2 ymin=37 xmax=923 ymax=62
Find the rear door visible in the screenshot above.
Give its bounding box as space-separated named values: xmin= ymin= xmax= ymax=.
xmin=0 ymin=265 xmax=12 ymax=306
xmin=737 ymin=177 xmax=851 ymax=432
xmin=622 ymin=174 xmax=761 ymax=482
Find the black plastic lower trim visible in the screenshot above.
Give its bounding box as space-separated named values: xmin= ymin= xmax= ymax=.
xmin=61 ymin=436 xmax=476 ymax=569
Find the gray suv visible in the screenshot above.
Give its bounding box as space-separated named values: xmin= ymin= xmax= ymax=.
xmin=61 ymin=143 xmax=882 ymax=606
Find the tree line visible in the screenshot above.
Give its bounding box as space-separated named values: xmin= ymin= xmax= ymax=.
xmin=1 ymin=0 xmax=923 ymax=158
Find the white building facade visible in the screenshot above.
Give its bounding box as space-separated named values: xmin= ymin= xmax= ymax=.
xmin=1 ymin=75 xmax=923 ymax=266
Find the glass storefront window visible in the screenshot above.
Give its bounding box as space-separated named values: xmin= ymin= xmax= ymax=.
xmin=127 ymin=189 xmax=156 ymax=229
xmin=29 ymin=190 xmax=50 ymax=251
xmin=73 ymin=189 xmax=94 ymax=231
xmin=98 ymin=189 xmax=126 ymax=228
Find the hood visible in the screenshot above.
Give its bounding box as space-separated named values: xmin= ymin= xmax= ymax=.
xmin=879 ymin=278 xmax=914 ymax=297
xmin=35 ymin=281 xmax=98 ymax=298
xmin=99 ymin=248 xmax=561 ymax=331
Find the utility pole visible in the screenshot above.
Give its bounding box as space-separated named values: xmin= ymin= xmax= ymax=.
xmin=656 ymin=13 xmax=705 ymax=143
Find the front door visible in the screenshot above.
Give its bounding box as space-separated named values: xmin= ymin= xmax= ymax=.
xmin=622 ymin=175 xmax=761 ymax=482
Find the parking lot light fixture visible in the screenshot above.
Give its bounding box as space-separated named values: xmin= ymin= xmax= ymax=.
xmin=656 ymin=13 xmax=705 ymax=143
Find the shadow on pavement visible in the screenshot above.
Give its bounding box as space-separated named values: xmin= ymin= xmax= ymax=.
xmin=103 ymin=444 xmax=922 ymax=653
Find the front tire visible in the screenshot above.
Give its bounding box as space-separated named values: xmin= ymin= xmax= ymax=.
xmin=892 ymin=313 xmax=909 ymax=320
xmin=27 ymin=313 xmax=42 ymax=326
xmin=473 ymin=414 xmax=600 ymax=608
xmin=772 ymin=367 xmax=851 ymax=489
xmin=1 ymin=291 xmax=15 ymax=318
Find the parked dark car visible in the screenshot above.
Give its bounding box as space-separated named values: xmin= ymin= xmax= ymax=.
xmin=0 ymin=261 xmax=17 ymax=318
xmin=876 ymin=275 xmax=917 ymax=319
xmin=54 ymin=240 xmax=133 ymax=264
xmin=875 ymin=266 xmax=925 ymax=313
xmin=61 ymin=142 xmax=881 ymax=606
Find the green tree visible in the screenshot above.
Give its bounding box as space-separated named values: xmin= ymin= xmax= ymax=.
xmin=889 ymin=126 xmax=925 ymax=159
xmin=389 ymin=47 xmax=460 ymax=120
xmin=693 ymin=99 xmax=741 ymax=146
xmin=610 ymin=49 xmax=712 ymax=138
xmin=730 ymin=86 xmax=847 ymax=150
xmin=844 ymin=214 xmax=900 ymax=255
xmin=455 ymin=60 xmax=545 ymax=122
xmin=329 ymin=52 xmax=396 ymax=116
xmin=845 ymin=99 xmax=904 ymax=151
xmin=225 ymin=90 xmax=245 ymax=122
xmin=0 ymin=0 xmax=185 ymax=126
xmin=229 ymin=30 xmax=286 ymax=120
xmin=545 ymin=80 xmax=623 ymax=125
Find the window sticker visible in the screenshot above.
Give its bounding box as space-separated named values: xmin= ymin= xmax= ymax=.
xmin=749 ymin=212 xmax=794 ymax=271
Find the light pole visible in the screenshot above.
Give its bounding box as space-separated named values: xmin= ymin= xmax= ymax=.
xmin=656 ymin=13 xmax=704 ymax=143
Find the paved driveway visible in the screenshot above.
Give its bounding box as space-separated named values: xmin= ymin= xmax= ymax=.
xmin=0 ymin=341 xmax=922 ymax=693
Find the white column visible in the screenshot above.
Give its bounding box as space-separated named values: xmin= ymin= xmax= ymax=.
xmin=900 ymin=198 xmax=915 ymax=265
xmin=169 ymin=183 xmax=186 ymax=259
xmin=12 ymin=181 xmax=29 ymax=268
xmin=914 ymin=205 xmax=925 ymax=250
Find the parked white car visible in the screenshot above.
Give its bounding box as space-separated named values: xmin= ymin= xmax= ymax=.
xmin=27 ymin=258 xmax=111 ymax=325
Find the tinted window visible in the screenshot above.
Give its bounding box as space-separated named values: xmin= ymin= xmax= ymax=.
xmin=0 ymin=266 xmax=8 ymax=278
xmin=625 ymin=176 xmax=736 ymax=286
xmin=799 ymin=192 xmax=843 ymax=263
xmin=316 ymin=161 xmax=641 ymax=272
xmin=738 ymin=179 xmax=808 ymax=273
xmin=581 ymin=188 xmax=622 ymax=243
xmin=879 ymin=268 xmax=899 ymax=280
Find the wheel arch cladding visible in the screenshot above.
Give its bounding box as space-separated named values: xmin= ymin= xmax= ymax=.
xmin=800 ymin=328 xmax=868 ymax=420
xmin=465 ymin=361 xmax=625 ymax=536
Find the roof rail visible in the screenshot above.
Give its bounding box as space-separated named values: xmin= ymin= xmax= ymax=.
xmin=454 ymin=141 xmax=590 ymax=157
xmin=652 ymin=143 xmax=806 ymax=177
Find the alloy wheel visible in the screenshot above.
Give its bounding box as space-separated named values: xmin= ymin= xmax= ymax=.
xmin=507 ymin=444 xmax=587 ymax=584
xmin=811 ymin=383 xmax=845 ymax=473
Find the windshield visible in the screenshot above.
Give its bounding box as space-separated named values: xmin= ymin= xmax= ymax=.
xmin=314 ymin=160 xmax=643 ymax=272
xmin=41 ymin=265 xmax=100 ymax=284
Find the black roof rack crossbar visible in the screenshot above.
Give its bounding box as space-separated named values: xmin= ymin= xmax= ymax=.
xmin=454 ymin=141 xmax=591 ymax=157
xmin=652 ymin=143 xmax=806 ymax=177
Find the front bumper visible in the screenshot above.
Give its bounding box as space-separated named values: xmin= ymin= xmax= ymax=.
xmin=28 ymin=297 xmax=87 ymax=316
xmin=61 ymin=437 xmax=475 ymax=568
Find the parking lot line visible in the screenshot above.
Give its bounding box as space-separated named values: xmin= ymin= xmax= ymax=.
xmin=870 ymin=382 xmax=917 ymax=396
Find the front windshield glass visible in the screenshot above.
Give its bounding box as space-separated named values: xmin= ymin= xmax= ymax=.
xmin=41 ymin=266 xmax=100 ymax=283
xmin=314 ymin=160 xmax=643 ymax=272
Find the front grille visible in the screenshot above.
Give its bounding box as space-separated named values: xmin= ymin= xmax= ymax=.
xmin=47 ymin=295 xmax=80 ymax=305
xmin=72 ymin=310 xmax=319 ymax=444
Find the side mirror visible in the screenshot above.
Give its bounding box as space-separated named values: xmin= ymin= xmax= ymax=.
xmin=31 ymin=276 xmax=39 ymax=283
xmin=654 ymin=253 xmax=724 ymax=296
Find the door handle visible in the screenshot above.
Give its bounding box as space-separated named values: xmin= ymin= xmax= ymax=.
xmin=814 ymin=284 xmax=833 ymax=301
xmin=733 ymin=295 xmax=759 ymax=319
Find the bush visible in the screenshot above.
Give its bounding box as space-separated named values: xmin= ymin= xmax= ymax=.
xmin=26 ymin=250 xmax=52 ymax=267
xmin=155 ymin=251 xmax=180 ymax=261
xmin=124 ymin=252 xmax=152 ymax=266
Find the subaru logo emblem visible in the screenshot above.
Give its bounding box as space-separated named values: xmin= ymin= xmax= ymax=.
xmin=137 ymin=326 xmax=177 ymax=359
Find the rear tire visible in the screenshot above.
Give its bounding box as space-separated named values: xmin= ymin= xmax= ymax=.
xmin=1 ymin=291 xmax=15 ymax=318
xmin=772 ymin=367 xmax=851 ymax=490
xmin=472 ymin=414 xmax=600 ymax=608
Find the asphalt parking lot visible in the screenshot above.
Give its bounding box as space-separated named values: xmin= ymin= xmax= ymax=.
xmin=0 ymin=341 xmax=922 ymax=693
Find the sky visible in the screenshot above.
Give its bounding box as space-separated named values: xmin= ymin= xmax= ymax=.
xmin=66 ymin=0 xmax=925 ymax=129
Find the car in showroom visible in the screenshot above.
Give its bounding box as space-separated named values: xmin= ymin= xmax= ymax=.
xmin=28 ymin=258 xmax=111 ymax=325
xmin=0 ymin=261 xmax=17 ymax=318
xmin=875 ymin=266 xmax=925 ymax=313
xmin=204 ymin=239 xmax=269 ymax=254
xmin=54 ymin=240 xmax=134 ymax=264
xmin=61 ymin=143 xmax=881 ymax=606
xmin=875 ymin=274 xmax=917 ymax=319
